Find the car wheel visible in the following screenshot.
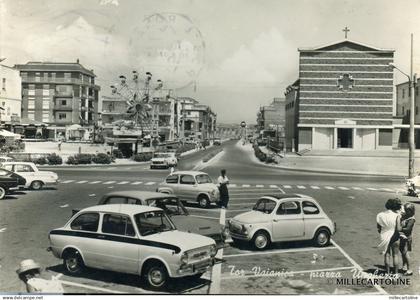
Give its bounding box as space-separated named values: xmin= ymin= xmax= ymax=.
xmin=63 ymin=250 xmax=84 ymax=275
xmin=143 ymin=263 xmax=168 ymax=289
xmin=198 ymin=196 xmax=210 ymax=208
xmin=30 ymin=181 xmax=43 ymax=190
xmin=313 ymin=229 xmax=330 ymax=247
xmin=0 ymin=187 xmax=5 ymax=199
xmin=252 ymin=230 xmax=270 ymax=250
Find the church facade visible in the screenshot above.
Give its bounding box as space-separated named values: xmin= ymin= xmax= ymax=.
xmin=285 ymin=39 xmax=395 ymax=152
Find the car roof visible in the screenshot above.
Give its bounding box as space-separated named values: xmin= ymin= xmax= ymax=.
xmin=1 ymin=161 xmax=34 ymax=165
xmin=261 ymin=194 xmax=314 ymax=201
xmin=102 ymin=190 xmax=178 ymax=200
xmin=80 ymin=204 xmax=161 ymax=215
xmin=171 ymin=171 xmax=207 ymax=176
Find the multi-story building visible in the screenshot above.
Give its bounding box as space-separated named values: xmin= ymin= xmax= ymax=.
xmin=284 ymin=80 xmax=300 ymax=152
xmin=285 ymin=39 xmax=395 ymax=152
xmin=257 ymin=98 xmax=286 ymax=131
xmin=0 ymin=64 xmax=22 ymax=123
xmin=14 ymin=60 xmax=100 ymax=139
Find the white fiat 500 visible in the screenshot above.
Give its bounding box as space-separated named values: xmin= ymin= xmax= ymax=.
xmin=48 ymin=204 xmax=218 ymax=289
xmin=229 ymin=194 xmax=336 ymax=250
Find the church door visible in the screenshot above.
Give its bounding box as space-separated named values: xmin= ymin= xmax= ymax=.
xmin=337 ymin=128 xmax=353 ymax=148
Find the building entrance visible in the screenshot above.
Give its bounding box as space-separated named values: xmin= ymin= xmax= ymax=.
xmin=337 ymin=128 xmax=353 ymax=148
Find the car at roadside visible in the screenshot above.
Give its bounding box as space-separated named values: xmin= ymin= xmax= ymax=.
xmin=48 ymin=204 xmax=218 ymax=289
xmin=229 ymin=194 xmax=336 ymax=250
xmin=87 ymin=191 xmax=228 ymax=247
xmin=157 ymin=171 xmax=220 ymax=208
xmin=0 ymin=156 xmax=14 ymax=163
xmin=213 ymin=138 xmax=222 ymax=146
xmin=150 ymin=152 xmax=178 ymax=169
xmin=0 ymin=168 xmax=26 ymax=199
xmin=1 ymin=162 xmax=58 ymax=190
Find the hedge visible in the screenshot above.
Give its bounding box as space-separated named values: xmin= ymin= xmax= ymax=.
xmin=132 ymin=152 xmax=153 ymax=162
xmin=92 ymin=153 xmax=112 ymax=164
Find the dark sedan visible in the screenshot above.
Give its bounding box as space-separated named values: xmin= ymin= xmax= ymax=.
xmin=0 ymin=168 xmax=26 ymax=199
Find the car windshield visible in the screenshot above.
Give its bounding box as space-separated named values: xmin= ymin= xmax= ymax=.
xmin=146 ymin=198 xmax=188 ymax=216
xmin=196 ymin=174 xmax=212 ymax=184
xmin=252 ymin=199 xmax=277 ymax=214
xmin=154 ymin=153 xmax=171 ymax=158
xmin=134 ymin=211 xmax=176 ymax=236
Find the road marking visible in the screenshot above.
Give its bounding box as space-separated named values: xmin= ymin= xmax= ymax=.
xmin=89 ymin=194 xmax=96 ymax=197
xmin=145 ymin=182 xmax=155 ymax=185
xmin=325 ymin=186 xmax=334 ymax=190
xmin=76 ymin=180 xmax=88 ymax=184
xmin=256 ymin=184 xmax=264 ymax=188
xmin=131 ymin=181 xmax=143 ymax=185
xmin=230 ymin=184 xmax=237 ymax=187
xmin=352 ymin=187 xmax=363 ymax=190
xmin=221 ymin=266 xmax=354 ymax=280
xmin=310 ymin=186 xmax=320 ymax=189
xmin=338 ymin=187 xmax=350 ymax=190
xmin=382 ymin=188 xmax=394 ymax=192
xmin=367 ymin=187 xmax=378 ymax=191
xmin=117 ymin=181 xmax=130 ymax=185
xmin=297 ymin=185 xmax=306 ymax=189
xmin=61 ymin=180 xmax=74 ymax=184
xmin=283 ymin=185 xmax=292 ymax=189
xmin=189 ymin=214 xmax=221 ymax=220
xmin=331 ymin=239 xmax=387 ymax=295
xmin=269 ymin=185 xmax=278 ymax=188
xmin=103 ymin=181 xmax=116 ymax=185
xmin=89 ymin=181 xmax=102 ymax=184
xmin=59 ymin=204 xmax=69 ymax=208
xmin=58 ymin=280 xmax=127 ymax=294
xmin=229 ymin=202 xmax=257 ymax=206
xmin=242 ymin=184 xmax=251 ymax=187
xmin=223 ymin=246 xmax=337 ymax=258
xmin=0 ymin=227 xmax=7 ymax=233
xmin=209 ymin=205 xmax=225 ymax=294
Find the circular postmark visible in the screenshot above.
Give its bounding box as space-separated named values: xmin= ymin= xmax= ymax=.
xmin=129 ymin=13 xmax=206 ymax=89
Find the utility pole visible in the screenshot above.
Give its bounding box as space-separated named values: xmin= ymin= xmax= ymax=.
xmin=409 ymin=34 xmax=417 ymax=178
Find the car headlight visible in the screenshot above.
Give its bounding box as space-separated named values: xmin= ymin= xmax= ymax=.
xmin=209 ymin=245 xmax=217 ymax=257
xmin=180 ymin=252 xmax=189 ymax=264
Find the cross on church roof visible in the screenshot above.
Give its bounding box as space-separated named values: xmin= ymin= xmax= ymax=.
xmin=337 ymin=74 xmax=354 ymax=92
xmin=343 ymin=26 xmax=350 ymax=39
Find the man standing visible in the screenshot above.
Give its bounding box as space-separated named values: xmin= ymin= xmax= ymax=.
xmin=218 ymin=169 xmax=229 ymax=209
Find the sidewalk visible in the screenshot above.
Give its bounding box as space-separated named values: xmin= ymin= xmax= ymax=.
xmin=242 ymin=142 xmax=418 ymax=177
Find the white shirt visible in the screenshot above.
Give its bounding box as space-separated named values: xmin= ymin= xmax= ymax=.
xmin=218 ymin=175 xmax=229 ymax=186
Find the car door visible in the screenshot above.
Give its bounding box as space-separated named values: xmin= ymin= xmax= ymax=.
xmin=164 ymin=174 xmax=179 ymax=194
xmin=272 ymin=201 xmax=305 ymax=241
xmin=13 ymin=164 xmax=35 ymax=184
xmin=96 ymin=213 xmax=139 ymax=274
xmin=178 ymin=174 xmax=197 ymax=201
xmin=301 ymin=200 xmax=323 ymax=239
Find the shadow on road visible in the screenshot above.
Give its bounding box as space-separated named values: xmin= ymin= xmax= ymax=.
xmin=228 ymin=239 xmax=329 ymax=251
xmin=2 ymin=195 xmax=19 ymax=200
xmin=47 ymin=264 xmax=211 ymax=294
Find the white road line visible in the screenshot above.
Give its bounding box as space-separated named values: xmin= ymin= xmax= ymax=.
xmin=145 ymin=182 xmax=155 ymax=185
xmin=131 ymin=181 xmax=143 ymax=185
xmin=103 ymin=181 xmax=116 ymax=185
xmin=117 ymin=181 xmax=129 ymax=185
xmin=242 ymin=184 xmax=251 ymax=187
xmin=221 ymin=266 xmax=354 ymax=280
xmin=229 ymin=202 xmax=257 ymax=206
xmin=331 ymin=239 xmax=387 ymax=295
xmin=325 ymin=186 xmax=335 ymax=190
xmin=58 ymin=280 xmax=127 ymax=294
xmin=269 ymin=185 xmax=278 ymax=188
xmin=223 ymin=246 xmax=337 ymax=258
xmin=382 ymin=188 xmax=394 ymax=192
xmin=189 ymin=214 xmax=221 ymax=220
xmin=256 ymin=184 xmax=264 ymax=188
xmin=230 ymin=184 xmax=237 ymax=187
xmin=352 ymin=187 xmax=363 ymax=190
xmin=61 ymin=180 xmax=74 ymax=184
xmin=338 ymin=187 xmax=350 ymax=190
xmin=367 ymin=187 xmax=378 ymax=191
xmin=311 ymin=186 xmax=320 ymax=189
xmin=76 ymin=180 xmax=88 ymax=184
xmin=89 ymin=181 xmax=102 ymax=184
xmin=283 ymin=185 xmax=292 ymax=189
xmin=297 ymin=185 xmax=306 ymax=189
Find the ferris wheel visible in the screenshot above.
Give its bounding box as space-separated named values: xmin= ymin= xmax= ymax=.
xmin=110 ymin=71 xmax=164 ymax=130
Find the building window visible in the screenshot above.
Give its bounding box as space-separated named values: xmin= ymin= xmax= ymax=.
xmin=42 ymin=112 xmax=49 ymax=122
xmin=58 ymin=113 xmax=67 ymax=120
xmin=378 ymin=129 xmax=392 ymax=146
xmin=61 ymin=100 xmax=67 ymax=106
xmin=43 ymin=100 xmax=49 ymax=109
xmin=43 ymin=73 xmax=48 ymax=81
xmin=28 ymin=84 xmax=35 ymax=96
xmin=28 ymin=100 xmax=35 ymax=109
xmin=2 ymin=78 xmax=5 ymax=90
xmin=35 ymin=72 xmax=40 ymax=82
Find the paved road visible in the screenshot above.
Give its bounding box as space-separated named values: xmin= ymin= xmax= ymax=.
xmin=0 ymin=140 xmax=418 ymax=294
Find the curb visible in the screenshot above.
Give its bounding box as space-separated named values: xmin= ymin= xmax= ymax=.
xmin=38 ymin=161 xmax=150 ymax=169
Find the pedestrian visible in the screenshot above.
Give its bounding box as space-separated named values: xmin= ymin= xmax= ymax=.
xmin=376 ymin=198 xmax=402 ymax=276
xmin=58 ymin=141 xmax=62 ymax=152
xmin=170 ymin=166 xmax=174 ymax=174
xmin=17 ymin=259 xmax=64 ymax=293
xmin=399 ymin=203 xmax=416 ymax=276
xmin=217 ymin=169 xmax=229 ymax=209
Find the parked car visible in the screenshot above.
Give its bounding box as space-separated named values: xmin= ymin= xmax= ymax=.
xmin=86 ymin=191 xmax=228 ymax=246
xmin=0 ymin=168 xmax=26 ymax=199
xmin=229 ymin=194 xmax=336 ymax=250
xmin=213 ymin=138 xmax=222 ymax=146
xmin=157 ymin=171 xmax=220 ymax=208
xmin=0 ymin=156 xmax=14 ymax=163
xmin=1 ymin=162 xmax=58 ymax=190
xmin=48 ymin=204 xmax=218 ymax=289
xmin=150 ymin=152 xmax=178 ymax=169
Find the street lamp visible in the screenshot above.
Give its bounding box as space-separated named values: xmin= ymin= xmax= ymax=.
xmin=389 ymin=34 xmax=417 ymax=178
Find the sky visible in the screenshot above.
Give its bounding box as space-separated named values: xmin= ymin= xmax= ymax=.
xmin=2 ymin=0 xmax=420 ymax=123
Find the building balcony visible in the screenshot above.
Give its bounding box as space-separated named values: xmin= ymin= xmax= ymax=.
xmin=22 ymin=77 xmax=96 ymax=86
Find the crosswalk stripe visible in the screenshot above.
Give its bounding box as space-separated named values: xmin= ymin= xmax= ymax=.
xmin=297 ymin=185 xmax=306 ymax=189
xmin=269 ymin=185 xmax=278 ymax=188
xmin=117 ymin=181 xmax=129 ymax=185
xmin=89 ymin=181 xmax=102 ymax=184
xmin=283 ymin=185 xmax=292 ymax=189
xmin=242 ymin=184 xmax=251 ymax=187
xmin=352 ymin=187 xmax=363 ymax=190
xmin=311 ymin=186 xmax=320 ymax=189
xmin=131 ymin=181 xmax=143 ymax=185
xmin=256 ymin=184 xmax=264 ymax=188
xmin=145 ymin=182 xmax=155 ymax=185
xmin=61 ymin=180 xmax=74 ymax=184
xmin=76 ymin=180 xmax=88 ymax=184
xmin=230 ymin=184 xmax=237 ymax=187
xmin=367 ymin=187 xmax=378 ymax=191
xmin=338 ymin=187 xmax=349 ymax=190
xmin=325 ymin=186 xmax=334 ymax=190
xmin=103 ymin=181 xmax=116 ymax=184
xmin=382 ymin=188 xmax=394 ymax=192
